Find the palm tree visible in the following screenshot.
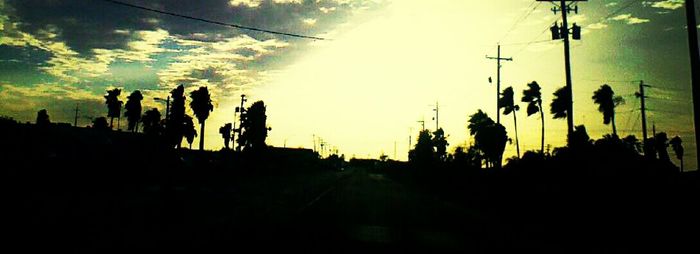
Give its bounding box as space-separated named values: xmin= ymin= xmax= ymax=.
xmin=522 ymin=81 xmax=545 ymax=154
xmin=468 ymin=110 xmax=508 ymax=168
xmin=124 ymin=90 xmax=143 ymax=132
xmin=183 ymin=115 xmax=197 ymax=149
xmin=499 ymin=86 xmax=520 ymax=158
xmin=141 ymin=108 xmax=161 ymax=135
xmin=189 ymin=87 xmax=214 ymax=150
xmin=36 ymin=109 xmax=50 ymax=126
xmin=550 ymin=86 xmax=570 ymax=121
xmin=592 ymin=84 xmax=624 ymax=136
xmin=104 ymin=88 xmax=123 ymax=130
xmin=670 ymin=136 xmax=684 ymax=172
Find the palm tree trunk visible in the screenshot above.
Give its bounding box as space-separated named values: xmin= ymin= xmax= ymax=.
xmin=110 ymin=117 xmax=114 ymax=129
xmin=513 ymin=112 xmax=520 ymax=158
xmin=612 ymin=111 xmax=617 ymax=137
xmin=539 ymin=100 xmax=545 ymax=154
xmin=199 ymin=121 xmax=205 ymax=150
xmin=680 ymin=157 xmax=684 ymax=172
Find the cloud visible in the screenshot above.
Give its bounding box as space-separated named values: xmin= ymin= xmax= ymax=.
xmin=302 ymin=18 xmax=318 ymax=26
xmin=647 ymin=0 xmax=684 ymax=10
xmin=588 ymin=22 xmax=609 ymax=30
xmin=611 ymin=14 xmax=650 ymax=24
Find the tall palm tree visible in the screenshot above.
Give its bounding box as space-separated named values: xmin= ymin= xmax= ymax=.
xmin=670 ymin=136 xmax=684 ymax=172
xmin=499 ymin=86 xmax=520 ymax=158
xmin=189 ymin=87 xmax=214 ymax=150
xmin=124 ymin=90 xmax=143 ymax=133
xmin=592 ymin=84 xmax=624 ymax=136
xmin=104 ymin=88 xmax=123 ymax=130
xmin=550 ymin=86 xmax=570 ymax=121
xmin=522 ymin=81 xmax=545 ymax=154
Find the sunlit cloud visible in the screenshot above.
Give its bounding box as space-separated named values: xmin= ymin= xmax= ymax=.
xmin=647 ymin=0 xmax=684 ymax=10
xmin=611 ymin=14 xmax=651 ymax=25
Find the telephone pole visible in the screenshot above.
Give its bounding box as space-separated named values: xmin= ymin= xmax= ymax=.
xmin=684 ymin=0 xmax=700 ymax=169
xmin=431 ymin=101 xmax=440 ymax=130
xmin=417 ymin=119 xmax=425 ymax=131
xmin=486 ymin=44 xmax=513 ymax=124
xmin=539 ymin=0 xmax=586 ymax=135
xmin=635 ymin=80 xmax=652 ymax=156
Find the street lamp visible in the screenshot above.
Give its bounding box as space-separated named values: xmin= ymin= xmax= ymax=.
xmin=154 ymin=96 xmax=170 ymax=124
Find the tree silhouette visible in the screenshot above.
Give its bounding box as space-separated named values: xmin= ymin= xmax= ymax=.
xmin=219 ymin=123 xmax=232 ymax=149
xmin=409 ymin=129 xmax=434 ymax=164
xmin=141 ymin=108 xmax=162 ymax=135
xmin=92 ymin=117 xmax=109 ymax=130
xmin=183 ymin=115 xmax=197 ymax=149
xmin=655 ymin=132 xmax=670 ymax=163
xmin=669 ymin=136 xmax=684 ymax=172
xmin=189 ymin=86 xmax=214 ymax=151
xmin=104 ymin=88 xmax=123 ymax=130
xmin=550 ymin=86 xmax=570 ymax=120
xmin=124 ymin=90 xmax=143 ymax=133
xmin=168 ymin=85 xmax=186 ymax=148
xmin=238 ymin=101 xmax=270 ymax=152
xmin=592 ymin=84 xmax=624 ymax=136
xmin=432 ymin=128 xmax=448 ymax=162
xmin=622 ymin=135 xmax=642 ymax=154
xmin=36 ymin=109 xmax=50 ymax=127
xmin=568 ymin=125 xmax=592 ymax=150
xmin=522 ymin=81 xmax=545 ymax=154
xmin=468 ymin=110 xmax=508 ymax=168
xmin=499 ymin=86 xmax=520 ymax=158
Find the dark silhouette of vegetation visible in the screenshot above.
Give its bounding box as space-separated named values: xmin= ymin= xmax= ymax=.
xmin=189 ymin=86 xmax=214 ymax=151
xmin=92 ymin=117 xmax=109 ymax=130
xmin=432 ymin=128 xmax=448 ymax=162
xmin=468 ymin=110 xmax=508 ymax=168
xmin=670 ymin=136 xmax=684 ymax=172
xmin=141 ymin=108 xmax=162 ymax=135
xmin=167 ymin=85 xmax=186 ymax=148
xmin=104 ymin=88 xmax=123 ymax=129
xmin=499 ymin=86 xmax=520 ymax=157
xmin=550 ymin=86 xmax=569 ymax=120
xmin=409 ymin=129 xmax=434 ymax=165
xmin=124 ymin=90 xmax=143 ymax=133
xmin=237 ymin=101 xmax=269 ymax=152
xmin=655 ymin=132 xmax=671 ymax=163
xmin=36 ymin=109 xmax=50 ymax=126
xmin=622 ymin=135 xmax=643 ymax=154
xmin=220 ymin=123 xmax=232 ymax=149
xmin=522 ymin=81 xmax=545 ymax=153
xmin=184 ymin=115 xmax=197 ymax=149
xmin=592 ymin=84 xmax=624 ymax=136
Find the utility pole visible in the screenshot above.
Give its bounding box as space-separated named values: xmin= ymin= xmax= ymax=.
xmin=539 ymin=0 xmax=586 ymax=135
xmin=417 ymin=119 xmax=425 ymax=131
xmin=636 ymin=80 xmax=650 ymax=155
xmin=486 ymin=44 xmax=513 ymax=124
xmin=235 ymin=94 xmax=247 ymax=152
xmin=684 ymin=0 xmax=700 ymax=169
xmin=431 ymin=101 xmax=440 ymax=130
xmin=74 ymin=103 xmax=79 ymax=127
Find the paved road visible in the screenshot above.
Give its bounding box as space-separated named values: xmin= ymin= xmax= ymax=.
xmin=288 ymin=167 xmax=513 ymax=253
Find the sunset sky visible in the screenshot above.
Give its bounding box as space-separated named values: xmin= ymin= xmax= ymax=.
xmin=0 ymin=0 xmax=697 ymax=169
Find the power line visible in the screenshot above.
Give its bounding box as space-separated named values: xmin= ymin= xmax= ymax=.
xmin=101 ymin=0 xmax=328 ymax=40
xmin=499 ymin=1 xmax=542 ymax=43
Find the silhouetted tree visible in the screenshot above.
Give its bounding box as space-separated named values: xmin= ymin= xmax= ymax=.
xmin=141 ymin=108 xmax=162 ymax=135
xmin=432 ymin=128 xmax=449 ymax=162
xmin=655 ymin=132 xmax=670 ymax=163
xmin=468 ymin=110 xmax=507 ymax=168
xmin=124 ymin=90 xmax=143 ymax=132
xmin=568 ymin=125 xmax=592 ymax=150
xmin=189 ymin=86 xmax=213 ymax=151
xmin=183 ymin=115 xmax=197 ymax=149
xmin=500 ymin=86 xmax=520 ymax=158
xmin=104 ymin=88 xmax=123 ymax=129
xmin=238 ymin=101 xmax=270 ymax=152
xmin=219 ymin=123 xmax=232 ymax=149
xmin=550 ymin=86 xmax=570 ymax=120
xmin=168 ymin=85 xmax=186 ymax=148
xmin=36 ymin=109 xmax=50 ymax=126
xmin=670 ymin=136 xmax=684 ymax=172
xmin=522 ymin=81 xmax=545 ymax=154
xmin=622 ymin=135 xmax=643 ymax=154
xmin=452 ymin=146 xmax=482 ymax=169
xmin=92 ymin=117 xmax=109 ymax=130
xmin=592 ymin=84 xmax=624 ymax=136
xmin=409 ymin=129 xmax=434 ymax=164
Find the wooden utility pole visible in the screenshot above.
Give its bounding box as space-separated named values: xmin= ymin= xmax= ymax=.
xmin=538 ymin=0 xmax=586 ymax=135
xmin=486 ymin=45 xmax=513 ymax=124
xmin=636 ymin=81 xmax=650 ymax=147
xmin=74 ymin=103 xmax=79 ymax=127
xmin=685 ymin=0 xmax=700 ymax=169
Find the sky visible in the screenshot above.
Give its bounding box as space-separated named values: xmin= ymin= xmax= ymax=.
xmin=0 ymin=0 xmax=697 ymax=170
